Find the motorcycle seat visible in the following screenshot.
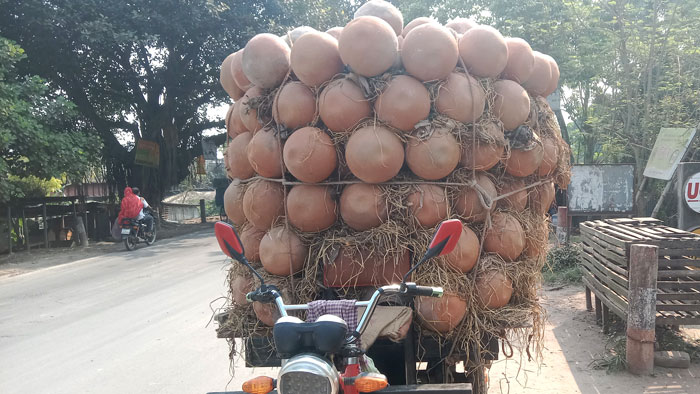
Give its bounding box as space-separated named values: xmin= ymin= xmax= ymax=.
xmin=273 ymin=315 xmax=348 ymax=358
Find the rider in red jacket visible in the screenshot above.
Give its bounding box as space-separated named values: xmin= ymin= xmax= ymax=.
xmin=118 ymin=187 xmax=143 ymax=225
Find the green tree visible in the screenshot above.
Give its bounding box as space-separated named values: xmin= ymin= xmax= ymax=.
xmin=0 ymin=0 xmax=361 ymax=203
xmin=398 ymin=0 xmax=700 ymax=214
xmin=275 ymin=0 xmax=356 ymax=30
xmin=601 ymin=0 xmax=700 ymax=213
xmin=0 ymin=37 xmax=100 ymax=202
xmin=0 ymin=0 xmax=289 ymax=202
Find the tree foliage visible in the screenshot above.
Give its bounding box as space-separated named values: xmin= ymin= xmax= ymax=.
xmin=2 ymin=0 xmax=699 ymax=215
xmin=0 ymin=37 xmax=100 ymax=201
xmin=396 ymin=0 xmax=700 ymax=214
xmin=0 ymin=0 xmax=368 ymax=202
xmin=0 ymin=1 xmax=281 ymax=201
xmin=274 ymin=0 xmax=356 ymax=31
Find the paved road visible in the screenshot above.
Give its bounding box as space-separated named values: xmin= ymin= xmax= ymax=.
xmin=0 ymin=231 xmax=245 ymax=394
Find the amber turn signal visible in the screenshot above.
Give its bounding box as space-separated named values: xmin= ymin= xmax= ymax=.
xmin=242 ymin=376 xmax=275 ymax=394
xmin=354 ymin=373 xmax=389 ymax=393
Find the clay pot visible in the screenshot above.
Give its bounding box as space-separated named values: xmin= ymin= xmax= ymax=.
xmin=259 ymin=226 xmax=308 ymax=276
xmin=444 ymin=226 xmax=480 ymax=273
xmin=475 ymin=271 xmax=513 ymax=309
xmin=453 ymin=173 xmax=497 ymax=223
xmin=339 ymin=183 xmax=388 ymax=231
xmin=254 ymin=301 xmax=281 ymax=326
xmin=416 ymin=294 xmax=467 ymax=333
xmin=323 ymin=247 xmax=410 ymax=287
xmin=231 ymin=275 xmax=253 ymax=305
xmin=406 ymin=184 xmax=449 ymax=228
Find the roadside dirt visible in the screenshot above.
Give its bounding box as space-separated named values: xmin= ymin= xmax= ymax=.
xmin=0 ymin=221 xmax=215 ymax=278
xmin=488 ymin=285 xmax=700 ymax=393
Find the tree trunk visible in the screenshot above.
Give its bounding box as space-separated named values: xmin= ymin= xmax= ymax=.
xmin=583 ymin=126 xmax=597 ymax=164
xmin=632 ymin=146 xmax=648 ymax=216
xmin=579 ymin=83 xmax=597 ymax=164
xmin=162 ymin=122 xmax=180 ymax=197
xmin=75 ymin=216 xmax=89 ymax=247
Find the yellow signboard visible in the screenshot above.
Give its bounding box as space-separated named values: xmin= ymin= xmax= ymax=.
xmin=134 ymin=139 xmax=160 ymax=168
xmin=197 ymin=155 xmax=207 ymax=174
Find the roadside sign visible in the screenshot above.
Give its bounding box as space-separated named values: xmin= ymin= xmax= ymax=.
xmin=202 ymin=139 xmax=218 ymax=160
xmin=134 ymin=139 xmax=160 ymax=168
xmin=677 ymin=163 xmax=700 ymax=230
xmin=684 ymin=172 xmax=700 ymax=213
xmin=197 ymin=155 xmax=207 ymax=174
xmin=567 ymin=164 xmax=635 ymax=215
xmin=643 ymin=127 xmax=696 ymax=180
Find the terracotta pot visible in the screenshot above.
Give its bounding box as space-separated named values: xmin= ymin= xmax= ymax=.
xmin=324 ymin=247 xmax=410 ymax=288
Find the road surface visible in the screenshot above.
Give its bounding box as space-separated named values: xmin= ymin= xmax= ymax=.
xmin=0 ymin=231 xmax=250 ymax=394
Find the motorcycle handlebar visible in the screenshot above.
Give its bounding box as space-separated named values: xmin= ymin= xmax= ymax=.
xmin=404 ymin=284 xmax=444 ymax=298
xmin=245 ymin=283 xmax=444 ymax=337
xmin=245 ymin=287 xmax=289 ymax=318
xmin=245 ymin=291 xmax=262 ymax=303
xmin=353 ymin=283 xmax=442 ymax=336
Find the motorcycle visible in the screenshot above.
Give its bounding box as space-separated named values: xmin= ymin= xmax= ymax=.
xmin=121 ymin=210 xmax=156 ymax=251
xmin=213 ymin=218 xmax=475 ymax=394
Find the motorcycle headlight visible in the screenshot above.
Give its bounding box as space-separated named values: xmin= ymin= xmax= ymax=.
xmin=278 ymin=354 xmax=339 ymax=394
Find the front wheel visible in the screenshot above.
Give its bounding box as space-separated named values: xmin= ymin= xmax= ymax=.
xmin=145 ymin=228 xmax=156 ymax=245
xmin=124 ymin=235 xmax=137 ymax=251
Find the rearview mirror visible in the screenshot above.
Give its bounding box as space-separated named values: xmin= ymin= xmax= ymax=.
xmin=426 ymin=219 xmax=463 ymax=258
xmin=402 ymin=219 xmax=463 ymax=284
xmin=215 ymin=221 xmax=245 ymax=262
xmin=215 ymin=222 xmax=266 ymax=287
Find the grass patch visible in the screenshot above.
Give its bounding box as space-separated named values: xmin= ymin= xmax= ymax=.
xmin=543 ymin=243 xmax=583 ymax=284
xmin=589 ymin=315 xmax=630 ymax=373
xmin=590 ymin=335 xmax=627 ymax=373
xmin=205 ymin=199 xmax=221 ymax=217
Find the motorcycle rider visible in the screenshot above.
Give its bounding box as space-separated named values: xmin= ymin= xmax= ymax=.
xmin=117 ymin=187 xmax=143 ymax=226
xmin=132 ymin=187 xmax=154 ymax=236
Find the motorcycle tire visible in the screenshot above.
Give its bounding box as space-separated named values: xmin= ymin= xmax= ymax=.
xmin=124 ymin=235 xmax=137 ymax=251
xmin=145 ymin=228 xmax=156 ymax=245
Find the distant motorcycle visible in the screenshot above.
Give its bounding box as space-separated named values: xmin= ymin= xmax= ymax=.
xmin=121 ymin=209 xmax=156 ymax=251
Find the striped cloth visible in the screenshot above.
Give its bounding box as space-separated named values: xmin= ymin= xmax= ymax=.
xmin=306 ymin=299 xmax=358 ymax=332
